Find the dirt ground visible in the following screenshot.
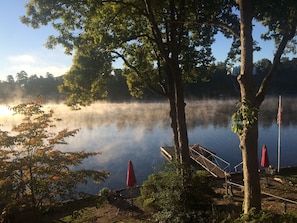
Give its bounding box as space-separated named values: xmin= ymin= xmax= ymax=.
xmin=86 ymin=200 xmax=150 ymax=223
xmin=214 ymin=172 xmax=297 ymax=214
xmin=84 ymin=171 xmax=297 ymax=223
xmin=45 ymin=168 xmax=297 ymax=223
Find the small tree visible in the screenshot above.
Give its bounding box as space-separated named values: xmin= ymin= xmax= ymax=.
xmin=0 ymin=101 xmax=109 ymax=218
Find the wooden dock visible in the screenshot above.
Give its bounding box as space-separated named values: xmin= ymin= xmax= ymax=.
xmin=161 ymin=144 xmax=230 ymax=178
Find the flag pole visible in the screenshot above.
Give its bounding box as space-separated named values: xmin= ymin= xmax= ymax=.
xmin=277 ymin=95 xmax=282 ymax=173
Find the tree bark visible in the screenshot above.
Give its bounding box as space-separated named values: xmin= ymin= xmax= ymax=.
xmin=167 ymin=0 xmax=190 ymax=166
xmin=168 ymin=80 xmax=180 ymax=161
xmin=166 ymin=60 xmax=190 ymax=165
xmin=237 ymin=0 xmax=261 ymax=213
xmin=236 ymin=0 xmax=297 ymax=214
xmin=174 ymin=69 xmax=190 ymax=165
xmin=240 ymin=120 xmax=261 ymax=212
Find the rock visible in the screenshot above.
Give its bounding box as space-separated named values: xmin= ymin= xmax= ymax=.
xmin=274 ymin=177 xmax=283 ymax=184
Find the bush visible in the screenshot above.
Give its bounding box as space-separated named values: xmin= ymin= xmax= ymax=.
xmin=139 ymin=162 xmax=215 ymax=222
xmin=0 ymin=101 xmax=109 ymax=221
xmin=99 ymin=187 xmax=110 ymax=198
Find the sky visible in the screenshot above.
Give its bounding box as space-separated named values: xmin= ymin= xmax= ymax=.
xmin=0 ymin=1 xmax=291 ymax=82
xmin=0 ymin=0 xmax=73 ymax=81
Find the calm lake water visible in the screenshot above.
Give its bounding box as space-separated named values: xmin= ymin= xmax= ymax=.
xmin=1 ymin=97 xmax=297 ymax=194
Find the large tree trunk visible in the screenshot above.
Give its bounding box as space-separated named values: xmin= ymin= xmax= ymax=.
xmin=240 ymin=119 xmax=261 ymax=212
xmin=237 ymin=0 xmax=296 ymax=213
xmin=166 ymin=63 xmax=180 ymax=161
xmin=169 ymin=94 xmax=180 ymax=161
xmin=167 ymin=0 xmax=190 ymax=166
xmin=165 ymin=61 xmax=190 ymax=165
xmin=237 ymin=0 xmax=261 ymax=213
xmin=174 ymin=70 xmax=190 ymax=165
xmin=167 ymin=66 xmax=190 ymax=166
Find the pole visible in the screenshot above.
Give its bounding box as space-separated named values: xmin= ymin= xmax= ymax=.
xmin=277 ymin=95 xmax=281 ymax=172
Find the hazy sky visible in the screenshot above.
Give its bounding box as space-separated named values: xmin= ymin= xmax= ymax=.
xmin=0 ymin=1 xmax=290 ymax=82
xmin=0 ymin=0 xmax=72 ymax=81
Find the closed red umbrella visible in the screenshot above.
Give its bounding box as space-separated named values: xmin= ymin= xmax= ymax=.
xmin=126 ymin=160 xmax=136 ymax=187
xmin=261 ymin=145 xmax=270 ymax=168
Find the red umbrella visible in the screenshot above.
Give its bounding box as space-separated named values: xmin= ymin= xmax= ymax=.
xmin=126 ymin=160 xmax=136 ymax=187
xmin=261 ymin=145 xmax=270 ymax=168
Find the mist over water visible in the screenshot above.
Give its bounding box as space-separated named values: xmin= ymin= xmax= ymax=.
xmin=1 ymin=97 xmax=297 ymax=194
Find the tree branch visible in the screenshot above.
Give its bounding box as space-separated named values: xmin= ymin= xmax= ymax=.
xmin=111 ymin=50 xmax=168 ymax=97
xmin=256 ymin=24 xmax=297 ymax=106
xmin=143 ymin=0 xmax=169 ymax=60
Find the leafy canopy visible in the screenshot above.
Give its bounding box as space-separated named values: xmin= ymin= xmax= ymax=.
xmin=21 ymin=0 xmax=238 ymax=105
xmin=58 ymin=35 xmax=113 ymax=108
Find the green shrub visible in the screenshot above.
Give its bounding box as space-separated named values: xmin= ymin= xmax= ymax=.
xmin=99 ymin=187 xmax=110 ymax=198
xmin=139 ymin=162 xmax=215 ymax=222
xmin=211 ymin=206 xmax=297 ymax=223
xmin=232 ymin=208 xmax=297 ymax=223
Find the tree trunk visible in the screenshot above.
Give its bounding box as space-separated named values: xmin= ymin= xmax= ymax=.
xmin=167 ymin=0 xmax=190 ymax=166
xmin=237 ymin=0 xmax=261 ymax=213
xmin=240 ymin=120 xmax=261 ymax=213
xmin=164 ymin=61 xmax=190 ymax=165
xmin=174 ymin=70 xmax=190 ymax=165
xmin=166 ymin=63 xmax=180 ymax=161
xmin=169 ymin=97 xmax=180 ymax=161
xmin=167 ymin=66 xmax=190 ymax=166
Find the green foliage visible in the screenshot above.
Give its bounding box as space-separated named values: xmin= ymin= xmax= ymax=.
xmin=99 ymin=187 xmax=110 ymax=198
xmin=0 ymin=101 xmax=109 ymax=218
xmin=231 ymin=100 xmax=259 ymax=135
xmin=139 ymin=162 xmax=215 ymax=222
xmin=211 ymin=206 xmax=297 ymax=223
xmin=20 ymin=0 xmax=237 ymax=103
xmin=58 ymin=37 xmax=112 ymax=109
xmin=230 ymin=208 xmax=297 ymax=223
xmin=254 ymin=0 xmax=297 ymax=52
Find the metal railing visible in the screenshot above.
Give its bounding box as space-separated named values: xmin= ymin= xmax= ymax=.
xmin=234 ymin=161 xmax=243 ymax=172
xmin=189 ymin=144 xmax=230 ymax=177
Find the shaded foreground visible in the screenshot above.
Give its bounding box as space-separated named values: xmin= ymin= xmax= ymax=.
xmin=34 ymin=168 xmax=297 ymax=223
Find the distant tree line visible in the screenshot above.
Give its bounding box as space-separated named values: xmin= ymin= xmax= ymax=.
xmin=0 ymin=58 xmax=296 ymax=103
xmin=0 ymin=71 xmax=63 ymax=103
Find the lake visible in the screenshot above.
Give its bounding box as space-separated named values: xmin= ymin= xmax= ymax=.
xmin=1 ymin=97 xmax=297 ymax=194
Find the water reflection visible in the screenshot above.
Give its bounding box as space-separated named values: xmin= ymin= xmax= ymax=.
xmin=0 ymin=97 xmax=297 ymax=194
